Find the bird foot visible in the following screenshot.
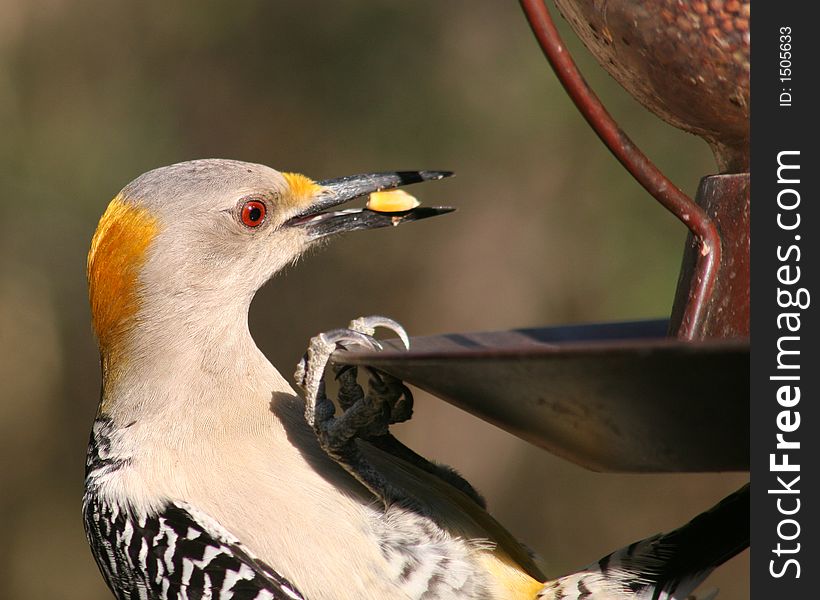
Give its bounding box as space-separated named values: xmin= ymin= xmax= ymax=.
xmin=294 ymin=326 xmax=382 ymax=427
xmin=295 ymin=316 xmax=415 ymax=504
xmin=294 ymin=316 xmax=411 ymax=427
xmin=295 ymin=316 xmax=489 ymax=510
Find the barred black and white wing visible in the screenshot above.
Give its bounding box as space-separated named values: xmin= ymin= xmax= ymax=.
xmin=538 ymin=484 xmax=749 ymax=600
xmin=83 ymin=493 xmax=304 ymax=600
xmin=83 ymin=417 xmax=304 ymax=600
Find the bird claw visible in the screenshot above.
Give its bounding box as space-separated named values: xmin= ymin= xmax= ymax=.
xmin=348 ymin=316 xmax=410 ymax=350
xmin=295 ymin=328 xmax=382 ymax=427
xmin=295 ymin=315 xmax=413 ymax=443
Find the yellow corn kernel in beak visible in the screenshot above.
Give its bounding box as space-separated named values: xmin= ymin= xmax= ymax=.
xmin=366 ymin=189 xmax=420 ymax=213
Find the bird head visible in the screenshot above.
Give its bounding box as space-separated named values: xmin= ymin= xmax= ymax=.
xmin=87 ymin=159 xmax=452 ymax=375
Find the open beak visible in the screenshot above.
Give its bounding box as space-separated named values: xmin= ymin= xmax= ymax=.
xmin=285 ymin=170 xmax=454 ymax=239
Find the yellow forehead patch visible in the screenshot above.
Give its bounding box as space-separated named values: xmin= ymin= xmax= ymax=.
xmin=282 ymin=172 xmax=323 ymax=208
xmin=87 ymin=196 xmax=158 ymax=354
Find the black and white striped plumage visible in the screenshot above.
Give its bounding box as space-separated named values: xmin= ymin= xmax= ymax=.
xmin=83 ymin=419 xmax=305 ymax=600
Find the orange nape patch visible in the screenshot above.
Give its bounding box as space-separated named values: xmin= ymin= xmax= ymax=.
xmin=87 ymin=196 xmax=158 ymax=354
xmin=282 ymin=172 xmax=323 ymax=208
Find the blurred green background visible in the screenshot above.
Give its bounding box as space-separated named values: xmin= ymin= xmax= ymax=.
xmin=0 ymin=0 xmax=748 ymax=598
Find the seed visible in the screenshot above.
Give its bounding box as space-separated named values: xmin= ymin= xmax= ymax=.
xmin=366 ymin=189 xmax=421 ymax=212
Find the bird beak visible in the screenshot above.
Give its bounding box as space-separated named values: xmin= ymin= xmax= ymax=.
xmin=285 ymin=170 xmax=455 ymax=239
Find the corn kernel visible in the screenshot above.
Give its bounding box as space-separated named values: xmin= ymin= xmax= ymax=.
xmin=366 ymin=189 xmax=420 ymax=212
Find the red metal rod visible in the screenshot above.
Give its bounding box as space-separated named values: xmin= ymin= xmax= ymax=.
xmin=519 ymin=0 xmax=721 ymax=340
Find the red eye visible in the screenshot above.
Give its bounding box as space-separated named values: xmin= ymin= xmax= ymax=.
xmin=240 ymin=200 xmax=266 ymax=227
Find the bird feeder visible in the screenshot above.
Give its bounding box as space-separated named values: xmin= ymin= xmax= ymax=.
xmin=336 ymin=0 xmax=750 ymax=474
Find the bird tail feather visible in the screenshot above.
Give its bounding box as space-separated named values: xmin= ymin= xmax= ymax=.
xmin=538 ymin=484 xmax=749 ymax=600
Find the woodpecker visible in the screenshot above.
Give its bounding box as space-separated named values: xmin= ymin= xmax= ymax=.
xmin=83 ymin=159 xmax=748 ymax=600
